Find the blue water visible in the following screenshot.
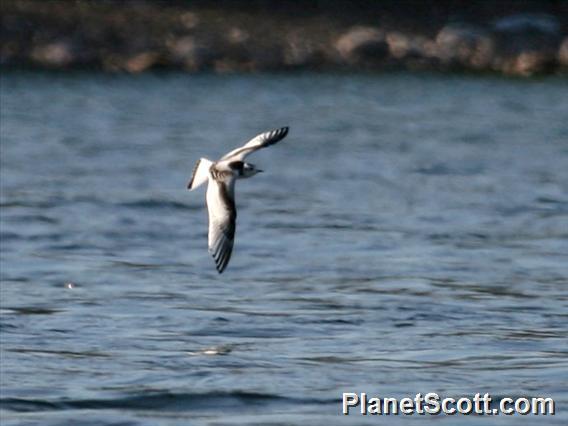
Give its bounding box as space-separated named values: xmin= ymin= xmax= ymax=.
xmin=1 ymin=72 xmax=568 ymax=425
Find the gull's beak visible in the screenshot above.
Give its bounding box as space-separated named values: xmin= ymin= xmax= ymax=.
xmin=257 ymin=169 xmax=264 ymax=173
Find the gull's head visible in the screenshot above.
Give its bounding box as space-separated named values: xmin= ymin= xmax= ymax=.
xmin=242 ymin=162 xmax=263 ymax=177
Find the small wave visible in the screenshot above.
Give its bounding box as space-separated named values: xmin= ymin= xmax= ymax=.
xmin=5 ymin=348 xmax=111 ymax=358
xmin=109 ymin=260 xmax=162 ymax=269
xmin=117 ymin=199 xmax=200 ymax=211
xmin=45 ymin=243 xmax=94 ymax=251
xmin=0 ymin=200 xmax=59 ymax=209
xmin=0 ymin=322 xmax=18 ymax=331
xmin=0 ymin=232 xmax=20 ymax=241
xmin=1 ymin=391 xmax=334 ymax=413
xmin=293 ymin=317 xmax=364 ymax=326
xmin=2 ymin=306 xmax=63 ymax=316
xmin=265 ymin=222 xmax=378 ymax=231
xmin=2 ymin=214 xmax=59 ymax=224
xmin=536 ymin=196 xmax=567 ymax=205
xmin=414 ymin=163 xmax=482 ymax=176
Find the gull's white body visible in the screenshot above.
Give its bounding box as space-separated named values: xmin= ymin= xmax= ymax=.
xmin=187 ymin=127 xmax=289 ymax=273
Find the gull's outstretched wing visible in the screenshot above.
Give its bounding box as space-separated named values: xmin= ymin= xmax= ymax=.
xmin=220 ymin=127 xmax=289 ymax=162
xmin=206 ymin=178 xmax=236 ymax=273
xmin=187 ymin=158 xmax=213 ymax=190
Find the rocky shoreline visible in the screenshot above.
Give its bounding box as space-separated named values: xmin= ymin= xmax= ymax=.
xmin=2 ymin=1 xmax=567 ymax=77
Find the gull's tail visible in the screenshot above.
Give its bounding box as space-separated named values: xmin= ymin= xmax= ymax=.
xmin=187 ymin=158 xmax=213 ymax=190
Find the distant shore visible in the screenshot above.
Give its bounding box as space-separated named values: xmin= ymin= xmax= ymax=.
xmin=2 ymin=0 xmax=567 ymax=77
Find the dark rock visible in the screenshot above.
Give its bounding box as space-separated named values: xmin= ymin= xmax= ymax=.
xmin=2 ymin=1 xmax=565 ymax=77
xmin=492 ymin=13 xmax=562 ymax=76
xmin=219 ymin=27 xmax=254 ymax=70
xmin=124 ymin=52 xmax=160 ymax=73
xmin=30 ymin=41 xmax=73 ymax=68
xmin=179 ymin=11 xmax=200 ymax=30
xmin=249 ymin=44 xmax=284 ymax=71
xmin=501 ymin=51 xmax=558 ymax=77
xmin=166 ymin=36 xmax=218 ymax=71
xmin=435 ymin=23 xmax=494 ymax=70
xmin=386 ymin=32 xmax=439 ymax=70
xmin=0 ymin=40 xmax=20 ymax=66
xmin=226 ymin=27 xmax=249 ymax=45
xmin=335 ymin=26 xmax=389 ymax=67
xmin=102 ymin=51 xmax=160 ymax=73
xmin=284 ymin=31 xmax=327 ymax=68
xmin=558 ymin=37 xmax=568 ymax=69
xmin=387 ymin=32 xmax=426 ymax=59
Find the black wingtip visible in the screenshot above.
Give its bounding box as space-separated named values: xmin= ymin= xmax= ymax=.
xmin=266 ymin=127 xmax=289 ymax=145
xmin=187 ymin=159 xmax=201 ymax=190
xmin=211 ymin=253 xmax=225 ymax=274
xmin=215 ymin=258 xmax=227 ymax=274
xmin=210 ymin=246 xmax=230 ymax=274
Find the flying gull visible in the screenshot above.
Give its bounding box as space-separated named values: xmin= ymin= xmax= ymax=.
xmin=187 ymin=127 xmax=290 ymax=273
